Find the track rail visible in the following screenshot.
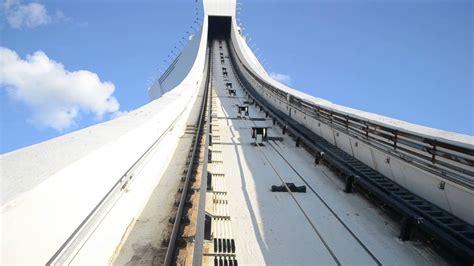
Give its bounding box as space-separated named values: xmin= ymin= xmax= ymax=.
xmin=47 ymin=97 xmax=190 ymax=266
xmin=163 ymin=46 xmax=212 ymax=265
xmin=192 ymin=44 xmax=213 ymax=266
xmin=267 ymin=141 xmax=381 ymax=265
xmin=46 ymin=41 xmax=211 ymax=266
xmin=227 ymin=40 xmax=474 ymax=264
xmin=218 ymin=42 xmax=377 ymax=265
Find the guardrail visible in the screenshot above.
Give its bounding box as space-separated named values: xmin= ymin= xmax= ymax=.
xmin=158 ymin=53 xmax=182 ymax=85
xmin=230 ymin=45 xmax=473 ymax=190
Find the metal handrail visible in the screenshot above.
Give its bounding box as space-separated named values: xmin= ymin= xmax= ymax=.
xmin=159 ymin=53 xmax=182 ymax=84
xmin=230 ymin=43 xmax=473 ymax=189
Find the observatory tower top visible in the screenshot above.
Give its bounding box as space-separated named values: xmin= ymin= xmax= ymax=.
xmin=203 ymin=0 xmax=236 ymax=17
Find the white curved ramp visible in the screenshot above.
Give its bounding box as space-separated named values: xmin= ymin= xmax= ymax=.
xmin=2 ymin=0 xmax=472 ymax=264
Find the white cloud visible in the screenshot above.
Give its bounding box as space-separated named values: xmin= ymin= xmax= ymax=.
xmin=0 ymin=47 xmax=121 ymax=131
xmin=3 ymin=0 xmax=50 ymax=29
xmin=269 ymin=72 xmax=292 ymax=85
xmin=2 ymin=0 xmax=74 ymax=29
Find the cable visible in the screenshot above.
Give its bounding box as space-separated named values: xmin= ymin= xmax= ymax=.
xmin=268 ymin=141 xmax=382 ymax=266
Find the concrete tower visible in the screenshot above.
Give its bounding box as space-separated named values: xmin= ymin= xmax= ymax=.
xmin=2 ymin=0 xmax=473 ymax=264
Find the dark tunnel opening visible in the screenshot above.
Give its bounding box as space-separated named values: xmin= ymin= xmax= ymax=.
xmin=208 ymin=16 xmax=231 ymax=41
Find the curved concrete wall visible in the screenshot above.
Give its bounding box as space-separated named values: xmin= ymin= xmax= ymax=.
xmin=148 ymin=0 xmax=236 ymax=101
xmin=1 ymin=13 xmax=210 ymax=265
xmin=2 ymin=0 xmax=472 ymax=263
xmin=148 ymin=27 xmax=204 ymax=100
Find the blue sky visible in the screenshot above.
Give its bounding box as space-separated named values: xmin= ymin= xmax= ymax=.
xmin=1 ymin=0 xmax=472 ymax=153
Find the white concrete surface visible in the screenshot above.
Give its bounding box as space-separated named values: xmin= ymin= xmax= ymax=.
xmin=211 ymin=40 xmax=446 ymax=265
xmin=228 ymin=21 xmax=474 ymax=224
xmin=1 ymin=11 xmax=209 ymax=265
xmin=149 ymin=27 xmax=204 ymax=100
xmin=1 ymin=0 xmax=470 ymax=263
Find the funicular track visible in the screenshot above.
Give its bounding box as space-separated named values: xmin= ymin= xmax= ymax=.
xmin=202 ymin=39 xmax=240 ymax=266
xmin=217 ymin=41 xmax=378 ymax=265
xmin=226 ymin=40 xmax=474 ymax=264
xmin=163 ymin=46 xmax=213 ymax=265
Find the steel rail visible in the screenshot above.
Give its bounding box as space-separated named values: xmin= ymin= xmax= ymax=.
xmin=235 ymin=80 xmax=380 ymax=265
xmin=267 ymin=141 xmax=382 ymax=265
xmin=255 ymin=143 xmax=342 ymax=265
xmin=191 ymin=43 xmax=213 ymax=266
xmin=216 ymin=43 xmax=341 ymax=265
xmin=164 ymin=46 xmax=212 ymax=265
xmin=47 ymin=98 xmax=191 ymax=265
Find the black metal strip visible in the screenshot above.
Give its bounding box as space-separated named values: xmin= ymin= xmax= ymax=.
xmin=164 ymin=45 xmax=212 ymax=265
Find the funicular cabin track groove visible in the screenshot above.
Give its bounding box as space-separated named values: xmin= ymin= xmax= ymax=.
xmin=163 ymin=46 xmax=212 ymax=265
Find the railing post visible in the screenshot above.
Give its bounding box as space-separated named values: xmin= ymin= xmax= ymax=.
xmin=343 ymin=175 xmax=355 ymax=193
xmin=431 ymin=140 xmax=437 ymax=164
xmin=399 ymin=216 xmax=413 ymax=241
xmin=314 ymin=151 xmax=324 ymax=165
xmin=365 ymin=122 xmax=369 ymax=139
xmin=393 ymin=130 xmax=398 ymax=150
